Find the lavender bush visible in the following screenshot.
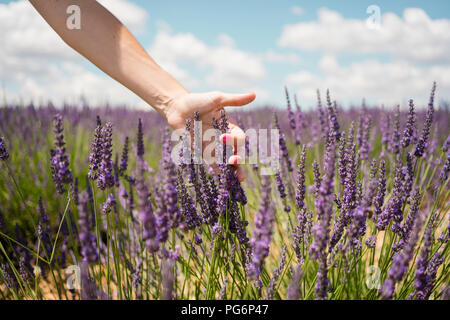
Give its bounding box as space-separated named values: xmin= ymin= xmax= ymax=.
xmin=0 ymin=84 xmax=448 ymax=300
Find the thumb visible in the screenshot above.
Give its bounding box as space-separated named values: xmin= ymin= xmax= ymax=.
xmin=218 ymin=92 xmax=256 ymax=107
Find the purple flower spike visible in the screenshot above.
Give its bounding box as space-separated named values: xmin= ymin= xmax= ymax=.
xmin=50 ymin=114 xmax=73 ymax=194
xmin=380 ymin=211 xmax=425 ymax=299
xmin=295 ymin=145 xmax=307 ymax=210
xmin=373 ymin=160 xmax=386 ymax=222
xmin=97 ymin=122 xmax=115 ymax=190
xmin=365 ymin=235 xmax=377 ymax=248
xmin=401 ymin=99 xmax=416 ymax=148
xmin=247 ymin=175 xmax=275 ymax=281
xmin=326 ymin=90 xmax=341 ymax=141
xmin=413 ymin=212 xmax=444 ymax=300
xmin=177 ymin=171 xmax=201 ymax=230
xmin=439 ymin=151 xmax=449 ymax=182
xmin=0 ymin=137 xmax=9 ymax=161
xmin=359 ymin=114 xmax=372 ymax=160
xmin=161 ymin=129 xmax=181 ymax=228
xmin=415 ymin=82 xmax=436 ymax=157
xmin=377 ymin=156 xmax=404 ymax=230
xmin=102 ymin=193 xmax=116 ymax=215
xmin=381 ymin=111 xmax=390 ymax=148
xmin=390 ymin=105 xmax=401 ymax=154
xmin=285 ymin=86 xmax=296 ymax=132
xmin=137 ymin=118 xmax=145 ymax=157
xmin=88 ymin=119 xmax=102 ymax=180
xmin=135 ymin=121 xmax=159 ymax=253
xmin=274 ymin=113 xmax=293 ymax=172
xmin=119 ymin=136 xmax=129 ymax=176
xmin=310 ymin=132 xmax=336 ymax=300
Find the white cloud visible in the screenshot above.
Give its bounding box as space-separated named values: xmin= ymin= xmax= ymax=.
xmin=261 ymin=50 xmax=300 ymax=64
xmin=98 ymin=0 xmax=148 ymax=34
xmin=0 ymin=0 xmax=148 ymax=106
xmin=286 ymin=55 xmax=450 ymax=107
xmin=279 ymin=7 xmax=450 ymax=64
xmin=291 ymin=6 xmax=304 ymax=17
xmin=150 ymin=28 xmax=266 ymax=90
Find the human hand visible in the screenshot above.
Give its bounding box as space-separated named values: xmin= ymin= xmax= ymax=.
xmin=164 ymin=91 xmax=256 ymax=181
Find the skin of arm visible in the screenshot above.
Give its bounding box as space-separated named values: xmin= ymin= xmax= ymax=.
xmin=29 ymin=0 xmax=255 ymax=180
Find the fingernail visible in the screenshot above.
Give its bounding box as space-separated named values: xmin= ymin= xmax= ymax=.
xmin=222 ymin=135 xmax=227 ymax=144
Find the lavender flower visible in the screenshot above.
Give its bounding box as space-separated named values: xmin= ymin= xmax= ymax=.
xmin=154 ymin=186 xmax=169 ymax=243
xmin=1 ymin=264 xmax=17 ymax=289
xmin=0 ymin=137 xmax=9 ymax=161
xmin=275 ymin=169 xmax=291 ymax=213
xmin=347 ymin=161 xmax=378 ymax=247
xmin=88 ymin=119 xmax=102 ymax=180
xmin=97 ymin=122 xmax=115 ymax=190
xmin=119 ymin=136 xmax=129 ymax=175
xmin=401 ymin=99 xmax=416 ymax=148
xmin=381 ymin=112 xmax=390 ymax=148
xmin=380 ymin=211 xmax=425 ymax=299
xmin=161 ymin=129 xmax=180 ymax=228
xmin=342 ymin=140 xmax=357 ymax=223
xmin=442 ymin=135 xmax=450 ymax=153
xmin=229 ymin=199 xmax=249 ymax=245
xmin=377 ymin=156 xmax=404 ymax=230
xmin=439 ymin=151 xmax=449 ymax=182
xmin=275 ymin=170 xmax=287 ymax=199
xmin=19 ymin=256 xmax=30 ymax=286
xmin=135 ymin=121 xmax=159 ymax=253
xmin=265 ymin=247 xmax=286 ymax=300
xmin=312 ymin=160 xmax=321 ymax=199
xmin=247 ymin=176 xmax=275 ymax=281
xmin=50 ymin=114 xmax=73 ymax=194
xmin=337 ymin=132 xmax=347 ymax=186
xmin=137 ymin=118 xmax=145 ymax=157
xmin=418 ymin=252 xmax=443 ymax=300
xmin=198 ymin=164 xmax=216 ymax=225
xmin=359 ymin=115 xmax=372 ymax=160
xmin=102 ymin=193 xmax=116 ymax=215
xmin=326 ymin=90 xmax=341 ymax=141
xmin=390 ymin=105 xmax=401 ymax=154
xmin=393 ymin=189 xmax=422 ymax=252
xmin=295 ymin=145 xmax=307 ymax=210
xmin=365 ymin=235 xmax=377 ymax=248
xmin=402 ymin=152 xmax=414 ymax=201
xmin=293 ymin=146 xmax=307 ymax=260
xmin=362 ymin=159 xmax=379 ymax=209
xmin=274 ymin=113 xmax=293 ymax=172
xmin=285 ymin=86 xmax=296 ymax=131
xmin=310 ymin=132 xmax=336 ymax=299
xmin=373 ymin=160 xmax=386 ymax=222
xmin=37 ymin=197 xmax=52 ymax=256
xmin=177 ymin=171 xmax=201 ymax=230
xmin=415 ymin=82 xmax=436 ymax=157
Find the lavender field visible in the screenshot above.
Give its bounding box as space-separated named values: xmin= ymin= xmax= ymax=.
xmin=0 ymin=84 xmax=448 ymax=300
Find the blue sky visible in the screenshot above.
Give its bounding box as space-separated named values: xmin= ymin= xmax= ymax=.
xmin=1 ymin=0 xmax=449 ymax=109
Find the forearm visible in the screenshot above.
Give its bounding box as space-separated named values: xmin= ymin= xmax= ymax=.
xmin=29 ymin=0 xmax=187 ymax=115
